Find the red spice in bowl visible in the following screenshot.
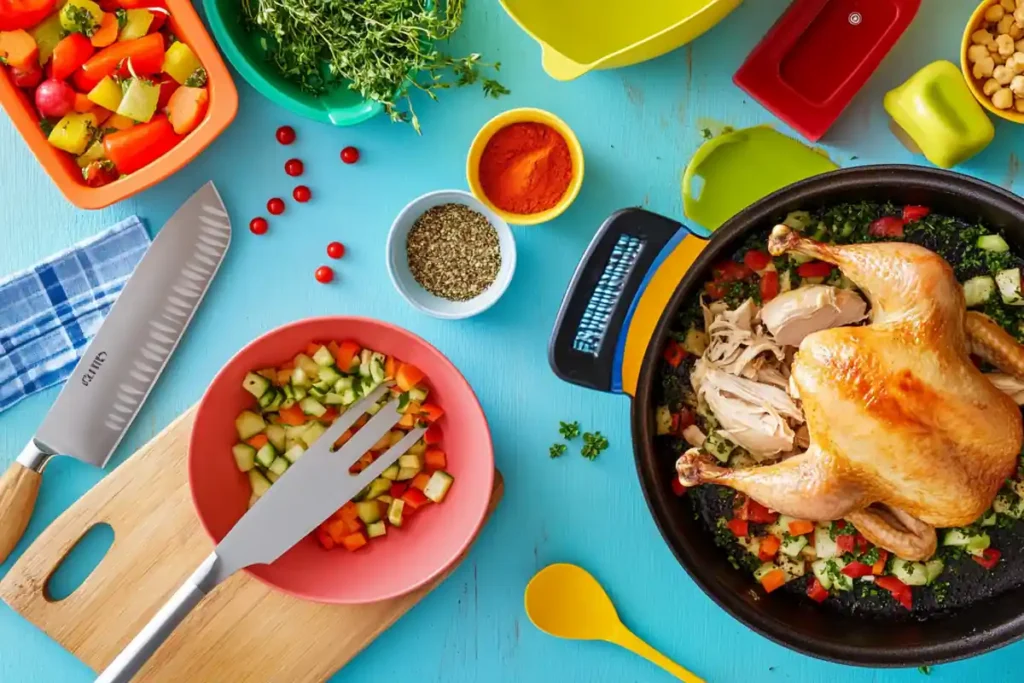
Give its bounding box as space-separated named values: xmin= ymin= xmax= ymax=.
xmin=477 ymin=122 xmax=572 ymax=214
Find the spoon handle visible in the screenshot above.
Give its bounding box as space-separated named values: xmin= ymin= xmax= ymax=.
xmin=609 ymin=626 xmax=705 ymax=683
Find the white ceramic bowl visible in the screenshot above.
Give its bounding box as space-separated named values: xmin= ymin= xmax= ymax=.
xmin=387 ymin=190 xmax=516 ymax=319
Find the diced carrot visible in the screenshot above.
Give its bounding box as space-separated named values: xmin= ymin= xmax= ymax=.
xmin=758 ymin=534 xmax=781 ymax=561
xmin=0 ymin=29 xmax=38 ymax=70
xmin=90 ymin=12 xmax=118 ymax=48
xmin=92 ymin=107 xmax=112 ymax=126
xmin=353 ymin=414 xmax=369 ymax=429
xmin=73 ymin=92 xmax=93 ymax=113
xmin=411 ymin=472 xmax=431 ymax=491
xmin=340 ymin=532 xmax=368 ymax=552
xmin=276 ymin=369 xmax=292 ymax=385
xmin=396 ymin=363 xmax=425 ymax=392
xmin=278 ymin=403 xmax=307 ymax=426
xmin=343 ymin=517 xmax=363 ymax=535
xmin=51 ymin=33 xmax=94 ymax=81
xmin=315 ymin=528 xmax=335 ymax=550
xmin=166 ymin=86 xmax=208 ymax=135
xmin=323 ymin=518 xmax=349 ymax=544
xmin=390 ymin=482 xmax=408 ymax=498
xmin=384 ymin=356 xmax=397 ymax=380
xmin=356 ymin=452 xmax=374 ymax=469
xmin=398 ymin=412 xmax=416 ymax=429
xmin=787 ymin=520 xmax=815 ymax=536
xmin=246 ymin=434 xmax=268 ymax=449
xmin=105 ymin=113 xmax=135 ymax=130
xmin=334 ymin=341 xmax=360 ymax=372
xmin=425 ymin=448 xmax=447 ymax=470
xmin=281 ymin=360 xmax=295 ymax=370
xmin=327 ymin=340 xmax=340 ymax=359
xmin=419 ymin=403 xmax=444 ymax=423
xmin=320 ymin=407 xmax=339 ymax=423
xmin=377 ymin=499 xmax=390 ymax=517
xmin=402 ymin=488 xmax=430 ymax=510
xmin=424 ymin=424 xmax=442 ymax=445
xmin=305 ymin=342 xmax=320 ymax=356
xmin=333 ymin=429 xmax=353 ymax=449
xmin=759 ymin=569 xmax=787 ymax=594
xmin=75 ymin=32 xmax=164 ymax=91
xmin=338 ymin=501 xmax=359 ymax=523
xmin=872 ymin=549 xmax=889 ymax=576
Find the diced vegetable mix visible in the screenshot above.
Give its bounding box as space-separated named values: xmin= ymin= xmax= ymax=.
xmin=0 ymin=0 xmax=209 ymax=187
xmin=233 ymin=341 xmax=455 ymax=552
xmin=657 ymin=201 xmax=1024 ymax=610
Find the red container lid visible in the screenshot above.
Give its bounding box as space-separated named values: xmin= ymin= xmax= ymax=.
xmin=734 ymin=0 xmax=921 ymax=141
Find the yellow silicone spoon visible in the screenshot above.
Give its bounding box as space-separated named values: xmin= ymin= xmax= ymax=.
xmin=525 ymin=563 xmax=705 ymax=683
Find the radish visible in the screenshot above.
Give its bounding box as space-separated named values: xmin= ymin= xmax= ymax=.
xmin=34 ymin=79 xmax=76 ymax=118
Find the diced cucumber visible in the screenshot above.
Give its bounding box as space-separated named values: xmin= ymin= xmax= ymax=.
xmin=283 ymin=384 xmax=295 ymax=400
xmin=407 ymin=440 xmax=427 ymax=456
xmin=360 ymin=376 xmax=379 ymax=396
xmin=356 ymin=500 xmax=382 ymax=524
xmin=294 ymin=353 xmax=320 ymax=377
xmin=267 ymin=391 xmax=284 ymax=411
xmin=255 ymin=443 xmax=277 ymax=468
xmin=308 ymin=387 xmax=327 ymax=400
xmin=266 ymin=470 xmax=281 ymax=483
xmin=656 ymin=406 xmax=672 ymax=435
xmin=398 ymin=454 xmax=422 ymax=470
xmin=776 ymin=553 xmax=806 ymax=579
xmin=397 ymin=393 xmax=411 ymax=413
xmin=783 ymin=210 xmax=811 ymax=231
xmin=370 ymin=352 xmax=386 ymax=384
xmin=312 ymin=346 xmax=335 ymax=367
xmin=768 ymin=515 xmax=796 ymax=539
xmin=358 ymin=349 xmax=373 ymax=377
xmin=377 ymin=494 xmax=394 ymax=504
xmin=943 ymin=529 xmax=990 ymax=556
xmin=977 ymin=234 xmax=1010 ymax=252
xmin=248 ymin=469 xmax=271 ymax=497
xmin=824 ymin=558 xmax=852 ymax=591
xmin=396 ymin=467 xmax=419 ymax=481
xmin=312 ymin=379 xmax=333 ymax=393
xmin=704 ymin=432 xmax=734 ymax=463
xmin=839 ymin=220 xmax=855 ymax=238
xmin=683 ymin=327 xmax=709 ymax=356
xmin=789 ymin=252 xmax=814 ymax=265
xmin=780 ymin=534 xmax=808 ymax=558
xmin=809 ymin=221 xmax=828 ymax=241
xmin=235 ymin=410 xmax=266 ymax=440
xmin=293 ymin=385 xmax=308 ymax=400
xmin=994 ymin=492 xmax=1024 ymax=518
xmin=963 ymin=275 xmax=996 ymax=308
xmin=381 ymin=465 xmax=400 ymax=480
xmin=334 ymin=376 xmax=354 ymax=392
xmin=966 ymin=533 xmax=991 ymax=556
xmin=265 ymin=424 xmax=286 ymax=452
xmin=891 ymin=558 xmax=928 ymax=586
xmin=243 ymin=372 xmax=270 ymax=399
xmin=423 ymin=471 xmax=454 ymax=503
xmin=366 ymin=477 xmax=392 ymax=499
xmin=291 ymin=367 xmax=310 ymax=387
xmin=301 ymin=421 xmax=326 ymax=448
xmin=232 ymin=443 xmax=256 ymax=472
xmin=283 ymin=444 xmax=305 ymax=464
xmin=324 ymin=392 xmax=345 ymax=405
xmin=408 ymin=386 xmax=428 ymax=403
xmin=753 ymin=562 xmax=780 ymax=582
xmin=258 ymin=387 xmax=277 ymax=409
xmin=318 ymin=365 xmax=342 ymax=383
xmin=387 ymin=498 xmax=405 ymax=527
xmin=814 ymin=524 xmax=838 ymax=560
xmin=925 ymin=558 xmax=945 ymax=584
xmin=268 ymin=456 xmax=289 ymax=476
xmin=980 ymin=510 xmax=997 ymax=527
xmin=996 ymin=268 xmax=1024 ymax=306
xmin=942 ymin=529 xmax=971 ymax=547
xmin=300 ymin=397 xmax=327 ymax=417
xmin=341 ymin=388 xmax=358 ymax=406
xmin=811 ymin=559 xmax=833 ymax=590
xmin=367 ymin=520 xmax=387 ymax=538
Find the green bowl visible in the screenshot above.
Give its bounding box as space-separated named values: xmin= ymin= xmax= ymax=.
xmin=203 ymin=0 xmax=383 ymax=126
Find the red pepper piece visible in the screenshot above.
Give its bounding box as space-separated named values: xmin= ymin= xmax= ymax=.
xmin=972 ymin=547 xmax=1001 ymax=570
xmin=662 ymin=339 xmax=686 ymax=367
xmin=806 ymin=577 xmax=829 ymax=603
xmin=726 ymin=518 xmax=749 ymax=538
xmin=901 ymin=205 xmax=930 ymax=222
xmin=796 ymin=261 xmax=833 ymax=279
xmin=868 ymin=216 xmax=905 ymax=238
xmin=840 ymin=561 xmax=874 ymax=579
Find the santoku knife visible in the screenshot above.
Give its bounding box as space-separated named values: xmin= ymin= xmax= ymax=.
xmin=0 ymin=181 xmax=231 ymax=563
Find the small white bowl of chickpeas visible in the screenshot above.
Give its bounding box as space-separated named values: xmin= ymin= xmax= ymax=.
xmin=963 ymin=0 xmax=1024 ymax=122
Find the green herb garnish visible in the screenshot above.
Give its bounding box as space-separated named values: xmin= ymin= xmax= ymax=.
xmin=184 ymin=67 xmax=207 ymax=87
xmin=581 ymin=432 xmax=609 ymax=460
xmin=116 ymin=8 xmax=128 ymax=30
xmin=558 ymin=421 xmax=580 ymax=440
xmin=549 ymin=443 xmax=566 ymax=459
xmin=39 ymin=119 xmax=54 ymax=136
xmin=918 ymin=665 xmax=932 ymax=675
xmin=63 ymin=4 xmax=99 ymax=36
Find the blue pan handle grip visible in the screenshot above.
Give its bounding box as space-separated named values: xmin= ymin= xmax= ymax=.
xmin=548 ymin=209 xmax=691 ymax=393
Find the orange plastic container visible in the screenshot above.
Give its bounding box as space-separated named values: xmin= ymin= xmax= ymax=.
xmin=0 ymin=0 xmax=238 ymax=209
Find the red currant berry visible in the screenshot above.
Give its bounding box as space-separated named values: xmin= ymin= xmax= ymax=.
xmin=284 ymin=158 xmax=303 ymax=176
xmin=267 ymin=198 xmax=285 ymax=215
xmin=326 ymin=241 xmax=344 ymax=259
xmin=249 ymin=217 xmax=268 ymax=235
xmin=315 ymin=266 xmax=334 ymax=284
xmin=293 ymin=185 xmax=311 ymax=202
xmin=276 ymin=126 xmax=296 ymax=145
xmin=340 ymin=146 xmax=359 ymax=164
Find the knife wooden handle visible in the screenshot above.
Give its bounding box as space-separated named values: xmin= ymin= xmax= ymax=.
xmin=0 ymin=462 xmax=42 ymax=564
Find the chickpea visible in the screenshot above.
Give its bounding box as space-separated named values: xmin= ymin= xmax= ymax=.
xmin=973 ymin=28 xmax=996 ymax=45
xmin=995 ymin=51 xmax=1009 ymax=64
xmin=987 ymin=4 xmax=1006 ymax=22
xmin=1011 ymin=74 xmax=1024 ymax=95
xmin=975 ymin=56 xmax=997 ymax=78
xmin=969 ymin=43 xmax=992 ymax=63
xmin=999 ymin=14 xmax=1016 ymax=33
xmin=1008 ymin=55 xmax=1019 ymax=71
xmin=993 ymin=87 xmax=1014 ymax=108
xmin=1012 ymin=53 xmax=1024 ymax=72
xmin=985 ymin=77 xmax=1003 ymax=95
xmin=1016 ymin=7 xmax=1024 ymax=23
xmin=1003 ymin=0 xmax=1017 ymax=10
xmin=1011 ymin=22 xmax=1024 ymax=39
xmin=1016 ymin=38 xmax=1024 ymax=50
xmin=994 ymin=64 xmax=1014 ymax=83
xmin=1015 ymin=98 xmax=1024 ymax=112
xmin=997 ymin=33 xmax=1016 ymax=55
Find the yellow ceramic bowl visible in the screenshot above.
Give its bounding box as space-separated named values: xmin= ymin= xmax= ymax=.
xmin=961 ymin=0 xmax=1024 ymax=123
xmin=466 ymin=108 xmax=584 ymax=226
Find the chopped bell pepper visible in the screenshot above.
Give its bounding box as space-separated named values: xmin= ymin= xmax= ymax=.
xmin=116 ymin=76 xmax=159 ymax=122
xmin=75 ymin=31 xmax=164 ymax=91
xmin=117 ymin=8 xmax=152 ymax=41
xmin=161 ymin=40 xmax=201 ymax=85
xmin=47 ymin=111 xmax=97 ymax=154
xmin=103 ymin=114 xmax=179 ymax=174
xmin=759 ymin=568 xmax=787 ymax=594
xmin=87 ymin=75 xmax=122 ymax=110
xmin=0 ymin=0 xmax=57 ymax=32
xmin=29 ymin=12 xmax=62 ymax=64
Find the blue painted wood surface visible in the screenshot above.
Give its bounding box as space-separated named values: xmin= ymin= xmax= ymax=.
xmin=1 ymin=0 xmax=1022 ymax=681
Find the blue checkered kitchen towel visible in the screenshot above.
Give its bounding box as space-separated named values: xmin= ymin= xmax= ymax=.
xmin=0 ymin=216 xmax=150 ymax=413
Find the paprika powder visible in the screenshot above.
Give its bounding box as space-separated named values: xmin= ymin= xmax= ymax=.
xmin=478 ymin=122 xmax=573 ymax=215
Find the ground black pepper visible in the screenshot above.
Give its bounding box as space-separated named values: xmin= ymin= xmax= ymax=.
xmin=406 ymin=203 xmax=501 ymax=301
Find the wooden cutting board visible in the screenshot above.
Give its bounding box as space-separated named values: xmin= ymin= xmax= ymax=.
xmin=0 ymin=408 xmax=503 ymax=682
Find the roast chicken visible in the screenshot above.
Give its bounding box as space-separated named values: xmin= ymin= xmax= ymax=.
xmin=678 ymin=225 xmax=1024 ymax=561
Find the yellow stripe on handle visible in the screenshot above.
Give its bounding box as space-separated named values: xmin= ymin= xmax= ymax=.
xmin=620 ymin=234 xmax=708 ymax=396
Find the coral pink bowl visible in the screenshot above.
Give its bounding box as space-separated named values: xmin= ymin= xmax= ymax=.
xmin=188 ymin=316 xmax=494 ymax=604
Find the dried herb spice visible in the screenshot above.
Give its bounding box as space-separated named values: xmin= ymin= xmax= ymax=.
xmin=406 ymin=203 xmax=500 ymax=301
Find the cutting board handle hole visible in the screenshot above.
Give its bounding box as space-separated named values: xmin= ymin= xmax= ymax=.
xmin=44 ymin=523 xmax=114 ymax=602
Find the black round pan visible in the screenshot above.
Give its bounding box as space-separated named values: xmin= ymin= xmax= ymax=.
xmin=549 ymin=165 xmax=1024 ymax=666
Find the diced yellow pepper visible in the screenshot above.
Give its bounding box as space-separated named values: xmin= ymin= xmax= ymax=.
xmin=48 ymin=112 xmax=98 ymax=155
xmin=60 ymin=0 xmax=104 ymax=36
xmin=116 ymin=78 xmax=160 ymax=122
xmin=118 ymin=9 xmax=153 ymax=42
xmin=76 ymin=140 xmax=106 ymax=168
xmin=87 ymin=76 xmax=123 ymax=112
xmin=30 ymin=13 xmax=63 ymax=65
xmin=162 ymin=41 xmax=202 ymax=85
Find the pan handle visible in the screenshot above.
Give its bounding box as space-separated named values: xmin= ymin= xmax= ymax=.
xmin=548 ymin=209 xmax=708 ymax=396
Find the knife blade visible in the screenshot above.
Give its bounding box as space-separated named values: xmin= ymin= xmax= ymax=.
xmin=96 ymin=386 xmax=426 ymax=683
xmin=0 ymin=181 xmax=230 ymax=564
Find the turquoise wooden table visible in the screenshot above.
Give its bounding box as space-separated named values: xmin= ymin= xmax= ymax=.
xmin=1 ymin=1 xmax=1022 ymax=681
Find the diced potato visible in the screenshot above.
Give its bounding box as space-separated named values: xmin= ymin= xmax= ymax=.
xmin=993 ymin=86 xmax=1015 ymax=109
xmin=48 ymin=112 xmax=98 ymax=154
xmin=30 ymin=13 xmax=63 ymax=65
xmin=162 ymin=42 xmax=202 ymax=85
xmin=87 ymin=76 xmax=122 ymax=111
xmin=116 ymin=78 xmax=160 ymax=122
xmin=986 ymin=4 xmax=1006 ymax=22
xmin=75 ymin=140 xmax=106 ymax=168
xmin=60 ymin=0 xmax=104 ymax=35
xmin=118 ymin=9 xmax=153 ymax=42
